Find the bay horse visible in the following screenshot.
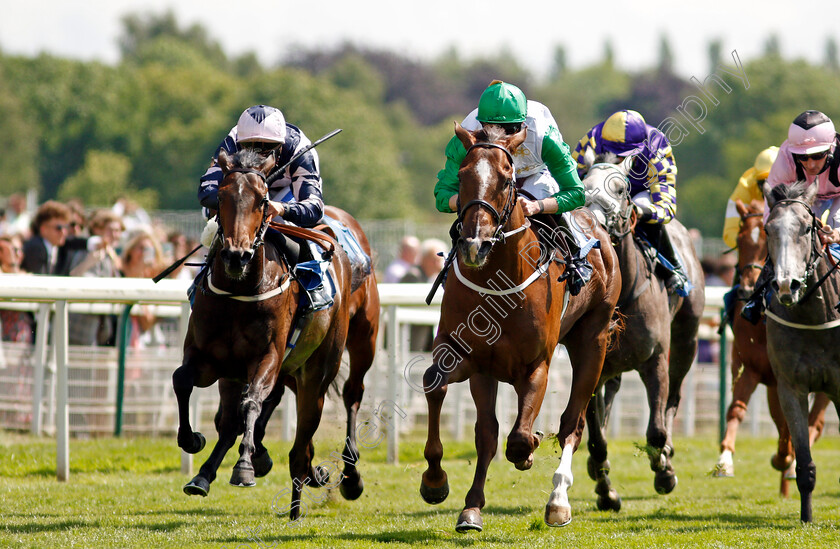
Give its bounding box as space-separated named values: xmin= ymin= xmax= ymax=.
xmin=763 ymin=180 xmax=840 ymax=523
xmin=580 ymin=155 xmax=704 ymax=511
xmin=714 ymin=199 xmax=828 ymax=497
xmin=172 ymin=149 xmax=379 ymax=519
xmin=419 ymin=124 xmax=621 ymax=531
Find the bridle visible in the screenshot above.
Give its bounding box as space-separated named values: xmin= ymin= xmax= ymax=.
xmin=217 ymin=167 xmax=272 ymax=256
xmin=767 ymin=198 xmax=823 ymax=298
xmin=456 ymin=142 xmax=523 ymax=244
xmin=585 ymin=163 xmax=634 ymax=240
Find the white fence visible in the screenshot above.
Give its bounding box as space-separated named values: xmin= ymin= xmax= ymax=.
xmin=0 ymin=276 xmax=836 ymax=480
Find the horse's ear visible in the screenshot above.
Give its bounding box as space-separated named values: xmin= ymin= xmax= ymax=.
xmin=763 ymin=183 xmax=777 ymax=209
xmin=803 ymin=179 xmax=819 ymax=205
xmin=454 ymin=122 xmax=475 ymax=150
xmin=506 ymin=125 xmax=527 ymax=151
xmin=749 ymin=199 xmax=765 ymax=213
xmin=734 ymin=199 xmax=748 ymax=218
xmin=218 ymin=150 xmax=232 ymax=173
xmin=258 ymin=152 xmax=276 ymax=175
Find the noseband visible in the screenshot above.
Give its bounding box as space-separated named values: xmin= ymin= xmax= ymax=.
xmin=457 ymin=142 xmax=519 ymax=243
xmin=218 ymin=168 xmax=272 ymax=254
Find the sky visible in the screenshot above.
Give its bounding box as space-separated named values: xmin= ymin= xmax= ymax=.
xmin=1 ymin=1 xmax=838 ymax=80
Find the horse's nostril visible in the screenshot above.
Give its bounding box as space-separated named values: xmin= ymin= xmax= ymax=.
xmin=790 ymin=279 xmax=802 ymax=293
xmin=479 ymin=241 xmax=493 ymax=257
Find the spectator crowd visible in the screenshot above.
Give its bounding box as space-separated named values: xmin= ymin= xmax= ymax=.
xmin=0 ymin=194 xmax=199 ymax=349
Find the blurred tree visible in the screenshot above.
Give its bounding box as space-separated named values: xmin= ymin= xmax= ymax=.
xmin=825 ymin=38 xmax=839 ymax=72
xmin=550 ymin=45 xmax=568 ymax=80
xmin=707 ymin=39 xmax=723 ymax=73
xmin=657 ymin=35 xmax=675 ymax=74
xmin=0 ymin=61 xmax=39 ymax=195
xmin=603 ymin=41 xmax=615 ymax=68
xmin=764 ymin=35 xmax=782 ymax=58
xmin=57 ymin=150 xmax=157 ymax=208
xmin=119 ymin=11 xmax=228 ymax=68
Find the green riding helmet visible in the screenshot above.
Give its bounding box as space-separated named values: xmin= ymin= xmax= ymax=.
xmin=476 ymin=80 xmax=527 ymax=124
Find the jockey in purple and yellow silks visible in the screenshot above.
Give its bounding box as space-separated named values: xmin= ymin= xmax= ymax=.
xmin=573 ymin=109 xmax=689 ymax=296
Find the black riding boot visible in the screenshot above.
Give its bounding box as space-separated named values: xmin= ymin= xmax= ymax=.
xmin=740 ymin=261 xmax=773 ymax=324
xmin=636 ymin=222 xmax=691 ymax=297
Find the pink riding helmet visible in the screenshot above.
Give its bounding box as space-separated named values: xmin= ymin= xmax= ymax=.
xmin=787 ymin=110 xmax=836 ymax=155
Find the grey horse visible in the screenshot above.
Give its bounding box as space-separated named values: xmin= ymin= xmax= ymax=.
xmin=763 ymin=179 xmax=840 ymax=523
xmin=580 ymin=154 xmax=705 ymax=510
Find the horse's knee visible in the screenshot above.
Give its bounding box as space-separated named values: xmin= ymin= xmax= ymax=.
xmin=505 ymin=430 xmax=534 ymax=465
xmin=422 ymin=367 xmax=448 ymax=398
xmin=172 ymin=365 xmax=193 ymax=393
xmin=796 ymin=461 xmax=816 ymax=494
xmin=727 ymin=400 xmax=748 ymax=422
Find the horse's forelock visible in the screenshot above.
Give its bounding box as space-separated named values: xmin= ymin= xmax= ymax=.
xmin=768 ymin=180 xmax=812 ymax=204
xmin=593 ymin=151 xmax=621 ymax=165
xmin=478 ymin=124 xmax=508 ymax=144
xmin=232 ymin=149 xmax=265 ymax=170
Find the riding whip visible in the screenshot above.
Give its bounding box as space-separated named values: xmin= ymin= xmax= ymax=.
xmin=266 ymin=129 xmax=342 ymax=186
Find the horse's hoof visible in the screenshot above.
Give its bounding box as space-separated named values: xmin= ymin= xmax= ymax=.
xmin=596 ymin=489 xmax=621 ymax=512
xmin=544 ymin=504 xmax=572 ymax=527
xmin=771 ymin=453 xmax=794 ymax=472
xmin=514 ymin=453 xmax=534 ymax=471
xmin=420 ymin=476 xmax=450 ymax=505
xmin=713 ymin=462 xmax=734 ymax=478
xmin=654 ymin=471 xmax=678 ymax=495
xmin=455 ymin=508 xmax=483 ymax=533
xmin=178 ymin=431 xmax=206 ymax=454
xmin=309 ymin=465 xmax=330 ymax=488
xmin=183 ymin=475 xmax=210 ymax=497
xmin=252 ymin=449 xmax=273 ymax=478
xmin=587 ymin=457 xmax=610 ymax=481
xmin=784 ymin=461 xmax=797 ymax=480
xmin=340 ymin=469 xmax=364 ymax=501
xmin=230 ymin=462 xmax=256 ymax=487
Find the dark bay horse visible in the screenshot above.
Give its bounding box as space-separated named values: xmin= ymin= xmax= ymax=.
xmin=763 ymin=180 xmax=840 ymax=523
xmin=172 ymin=149 xmax=378 ymax=519
xmin=581 ymin=156 xmax=704 ymax=511
xmin=419 ymin=124 xmax=621 ymax=531
xmin=714 ymin=199 xmax=828 ymax=497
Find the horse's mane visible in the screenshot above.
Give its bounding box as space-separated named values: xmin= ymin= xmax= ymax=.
xmin=231 ymin=149 xmax=266 ymax=170
xmin=593 ymin=151 xmax=621 ymax=165
xmin=768 ymin=180 xmax=811 ymax=203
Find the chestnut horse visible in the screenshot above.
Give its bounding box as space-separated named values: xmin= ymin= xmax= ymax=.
xmin=714 ymin=199 xmax=828 ymax=497
xmin=172 ymin=149 xmax=379 ymax=519
xmin=581 ymin=157 xmax=704 ymax=511
xmin=419 ymin=124 xmax=621 ymax=531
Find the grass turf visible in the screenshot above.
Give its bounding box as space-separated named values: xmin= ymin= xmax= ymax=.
xmin=1 ymin=432 xmax=839 ymax=548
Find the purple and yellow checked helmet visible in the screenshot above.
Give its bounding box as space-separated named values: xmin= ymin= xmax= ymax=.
xmin=601 ymin=110 xmax=648 ymax=157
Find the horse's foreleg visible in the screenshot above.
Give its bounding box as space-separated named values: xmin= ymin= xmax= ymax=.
xmin=776 ymin=381 xmax=815 ymax=523
xmin=585 ymin=384 xmax=621 ymax=511
xmin=420 ymin=357 xmax=470 ymax=506
xmin=639 ymin=353 xmax=676 ymax=494
xmin=286 ymin=375 xmax=330 ymax=522
xmin=185 ymin=380 xmax=242 ymax=496
xmin=338 ymin=317 xmax=377 ymax=501
xmin=231 ymin=355 xmax=279 ymax=488
xmin=506 ymin=362 xmax=548 ymax=470
xmin=172 ymin=354 xmax=208 ymax=454
xmin=716 ymin=359 xmax=760 ymax=478
xmin=602 ymin=375 xmax=622 ymax=424
xmin=547 ymin=325 xmax=608 ymax=527
xmin=456 ymin=373 xmax=499 ymax=533
xmin=253 ymin=379 xmax=287 ymax=478
xmin=808 ymin=392 xmax=831 ymax=446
